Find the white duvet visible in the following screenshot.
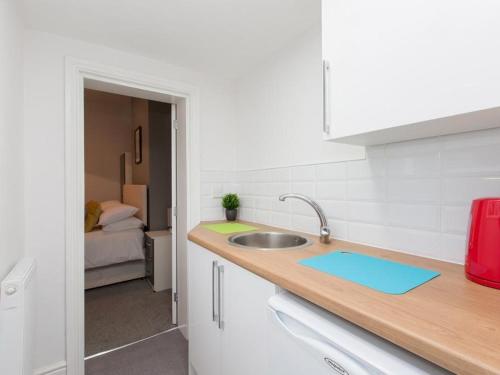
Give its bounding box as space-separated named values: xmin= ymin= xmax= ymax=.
xmin=85 ymin=228 xmax=145 ymax=269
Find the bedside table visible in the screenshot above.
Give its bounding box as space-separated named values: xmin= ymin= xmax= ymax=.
xmin=145 ymin=230 xmax=172 ymax=292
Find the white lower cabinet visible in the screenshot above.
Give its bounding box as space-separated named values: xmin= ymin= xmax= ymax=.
xmin=221 ymin=257 xmax=276 ymax=375
xmin=188 ymin=241 xmax=222 ymax=375
xmin=188 ymin=241 xmax=276 ymax=375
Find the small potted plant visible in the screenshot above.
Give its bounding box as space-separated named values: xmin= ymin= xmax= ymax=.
xmin=222 ymin=193 xmax=239 ymax=221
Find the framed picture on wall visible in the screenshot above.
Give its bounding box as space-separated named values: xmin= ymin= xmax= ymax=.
xmin=134 ymin=126 xmax=142 ymax=164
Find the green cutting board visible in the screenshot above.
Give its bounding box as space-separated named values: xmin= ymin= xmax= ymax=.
xmin=202 ymin=222 xmax=258 ymax=234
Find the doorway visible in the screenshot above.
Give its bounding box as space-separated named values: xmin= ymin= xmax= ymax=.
xmin=65 ymin=58 xmax=199 ymax=375
xmin=82 ymin=89 xmax=178 ymax=359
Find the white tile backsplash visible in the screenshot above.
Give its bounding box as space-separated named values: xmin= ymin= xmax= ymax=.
xmin=291 ymin=182 xmax=315 ymax=197
xmin=385 ymin=154 xmax=440 ymax=177
xmin=443 ymin=177 xmax=500 ymax=204
xmin=200 ymin=128 xmax=500 ymax=264
xmin=439 ymin=234 xmax=467 ymax=264
xmin=385 ymin=137 xmax=441 ymax=156
xmin=442 ymin=127 xmax=500 ymax=150
xmin=385 ymin=227 xmax=441 ymax=258
xmin=271 ymin=198 xmax=291 ymax=213
xmin=317 ymin=200 xmax=346 ymax=221
xmin=253 ymin=196 xmax=272 ymax=210
xmin=347 ymin=222 xmax=389 ymax=248
xmin=329 ymin=220 xmax=349 ymax=239
xmin=441 ymin=205 xmax=470 ymax=234
xmin=291 ymin=214 xmax=318 ymax=234
xmin=386 ymin=178 xmax=441 ymax=203
xmin=316 ymin=181 xmax=346 ymax=200
xmin=201 ymin=196 xmax=221 ymax=208
xmin=347 ymin=179 xmax=385 ymax=201
xmin=212 ymin=183 xmax=223 ymax=197
xmin=254 ymin=209 xmax=272 ymax=226
xmin=386 ymin=203 xmax=441 ymax=231
xmin=441 ymin=146 xmax=500 ymax=177
xmin=238 ymin=207 xmax=255 ymax=222
xmin=200 ymin=182 xmax=212 ymax=196
xmin=315 ymin=163 xmax=346 ymax=180
xmin=347 ymin=158 xmax=386 ymax=179
xmin=291 ymin=165 xmax=315 ymax=181
xmin=347 ymin=201 xmax=386 ymax=225
xmin=270 ymin=211 xmax=292 ymax=228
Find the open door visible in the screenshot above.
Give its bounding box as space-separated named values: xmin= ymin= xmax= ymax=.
xmin=171 ymin=103 xmax=178 ymax=325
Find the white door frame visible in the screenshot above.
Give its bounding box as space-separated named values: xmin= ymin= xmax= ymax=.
xmin=171 ymin=103 xmax=178 ymax=325
xmin=64 ymin=57 xmax=200 ymax=375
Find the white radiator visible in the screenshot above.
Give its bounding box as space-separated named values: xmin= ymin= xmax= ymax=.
xmin=0 ymin=258 xmax=36 ymax=375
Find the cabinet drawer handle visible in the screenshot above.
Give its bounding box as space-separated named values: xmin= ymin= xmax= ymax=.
xmin=323 ymin=59 xmax=331 ymax=135
xmin=212 ymin=260 xmax=218 ymax=322
xmin=217 ymin=264 xmax=224 ymax=330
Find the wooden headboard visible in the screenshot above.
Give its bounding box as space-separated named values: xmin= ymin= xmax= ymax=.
xmin=123 ymin=184 xmax=148 ymax=226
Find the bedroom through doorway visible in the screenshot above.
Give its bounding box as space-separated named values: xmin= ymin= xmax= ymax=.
xmin=82 ymin=84 xmax=187 ymax=374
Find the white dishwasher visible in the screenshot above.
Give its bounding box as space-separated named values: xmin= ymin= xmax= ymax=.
xmin=267 ymin=293 xmax=451 ymax=375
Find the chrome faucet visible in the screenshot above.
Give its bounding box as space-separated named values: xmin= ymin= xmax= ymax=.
xmin=278 ymin=193 xmax=331 ymax=244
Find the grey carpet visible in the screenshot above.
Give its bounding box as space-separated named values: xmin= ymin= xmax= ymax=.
xmin=85 ymin=279 xmax=175 ymax=356
xmin=85 ymin=329 xmax=188 ymax=375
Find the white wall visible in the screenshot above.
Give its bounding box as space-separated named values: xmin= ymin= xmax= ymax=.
xmin=234 ymin=26 xmax=364 ymax=170
xmin=201 ymin=25 xmax=500 ymax=265
xmin=0 ymin=0 xmax=24 ymax=280
xmin=202 ymin=126 xmax=500 ymax=264
xmin=23 ymin=29 xmax=236 ymax=371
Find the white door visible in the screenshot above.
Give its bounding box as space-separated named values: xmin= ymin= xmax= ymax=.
xmin=188 ymin=242 xmax=222 ymax=375
xmin=175 ymin=100 xmax=189 ymax=336
xmin=221 ymin=260 xmax=276 ymax=375
xmin=170 ymin=103 xmax=178 ymax=324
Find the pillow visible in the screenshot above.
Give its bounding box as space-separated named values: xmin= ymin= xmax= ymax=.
xmin=102 ymin=217 xmax=144 ymax=232
xmin=100 ymin=200 xmax=121 ymax=211
xmin=85 ymin=201 xmax=102 ymax=233
xmin=98 ymin=203 xmax=138 ymax=226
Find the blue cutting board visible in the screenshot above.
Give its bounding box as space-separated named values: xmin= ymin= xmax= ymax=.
xmin=299 ymin=251 xmax=440 ymax=294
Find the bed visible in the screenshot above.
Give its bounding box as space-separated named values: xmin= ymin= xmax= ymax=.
xmin=85 ymin=184 xmax=148 ymax=289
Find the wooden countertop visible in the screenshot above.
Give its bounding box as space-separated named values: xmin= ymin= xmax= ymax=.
xmin=188 ymin=221 xmax=500 ymax=375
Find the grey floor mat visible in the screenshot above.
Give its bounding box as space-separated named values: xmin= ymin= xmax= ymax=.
xmin=85 ymin=279 xmax=175 ymax=356
xmin=85 ymin=329 xmax=188 ymax=375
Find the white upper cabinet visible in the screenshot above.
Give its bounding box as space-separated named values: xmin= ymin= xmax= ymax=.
xmin=322 ymin=0 xmax=500 ymax=145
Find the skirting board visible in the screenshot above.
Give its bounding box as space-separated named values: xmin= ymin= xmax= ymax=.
xmin=34 ymin=361 xmax=66 ymax=375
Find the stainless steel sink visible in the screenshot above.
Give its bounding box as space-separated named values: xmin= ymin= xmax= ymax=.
xmin=228 ymin=232 xmax=312 ymax=250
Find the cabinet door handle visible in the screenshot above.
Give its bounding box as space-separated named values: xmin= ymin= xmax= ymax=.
xmin=217 ymin=264 xmax=224 ymax=330
xmin=212 ymin=260 xmax=218 ymax=322
xmin=323 ymin=59 xmax=331 ymax=135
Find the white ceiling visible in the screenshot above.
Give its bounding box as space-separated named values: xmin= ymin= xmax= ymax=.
xmin=23 ymin=0 xmax=320 ymax=79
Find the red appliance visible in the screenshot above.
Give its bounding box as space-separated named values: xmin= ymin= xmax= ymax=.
xmin=466 ymin=198 xmax=500 ymax=289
